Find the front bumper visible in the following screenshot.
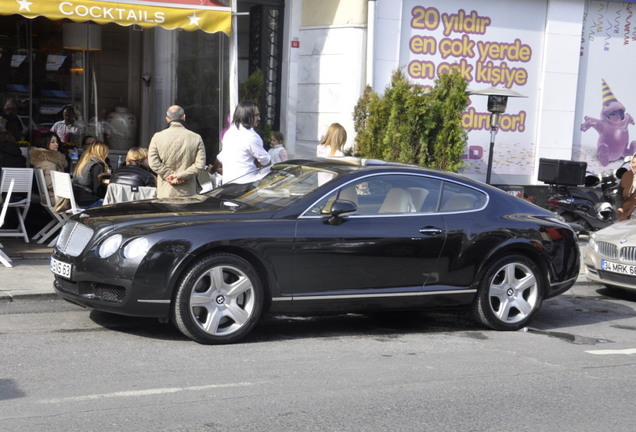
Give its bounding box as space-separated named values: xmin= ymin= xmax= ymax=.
xmin=53 ymin=275 xmax=171 ymax=317
xmin=50 ymin=244 xmax=186 ymax=318
xmin=584 ymin=247 xmax=636 ymax=292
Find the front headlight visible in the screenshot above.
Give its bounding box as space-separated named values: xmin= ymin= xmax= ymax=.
xmin=98 ymin=234 xmax=123 ymax=258
xmin=123 ymin=237 xmax=149 ymax=259
xmin=588 ymin=234 xmax=596 ymax=251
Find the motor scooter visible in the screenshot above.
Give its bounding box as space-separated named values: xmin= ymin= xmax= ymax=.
xmin=544 ymin=156 xmax=630 ymax=234
xmin=545 ymin=184 xmax=614 ymax=234
xmin=583 ymin=155 xmax=630 ymax=207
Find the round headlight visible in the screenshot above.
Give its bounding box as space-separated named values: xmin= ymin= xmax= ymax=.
xmin=123 ymin=237 xmax=149 ymax=259
xmin=98 ymin=234 xmax=123 ymax=258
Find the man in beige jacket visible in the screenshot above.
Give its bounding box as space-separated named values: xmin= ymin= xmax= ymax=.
xmin=148 ymin=105 xmax=206 ymax=198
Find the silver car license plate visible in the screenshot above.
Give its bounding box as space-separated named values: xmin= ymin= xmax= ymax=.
xmin=601 ymin=259 xmax=636 ymax=276
xmin=50 ymin=256 xmax=72 ymax=279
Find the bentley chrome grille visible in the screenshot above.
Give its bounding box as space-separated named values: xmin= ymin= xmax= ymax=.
xmin=620 ymin=246 xmax=636 ymax=263
xmin=596 ymin=241 xmax=618 ymax=259
xmin=56 ymin=221 xmax=94 ymax=257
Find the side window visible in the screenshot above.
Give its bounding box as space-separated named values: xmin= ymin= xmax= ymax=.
xmin=439 ymin=182 xmax=486 ymax=212
xmin=305 ymin=174 xmax=445 ymax=216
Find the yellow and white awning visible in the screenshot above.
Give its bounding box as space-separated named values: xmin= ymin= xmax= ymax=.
xmin=6 ymin=0 xmax=231 ymax=35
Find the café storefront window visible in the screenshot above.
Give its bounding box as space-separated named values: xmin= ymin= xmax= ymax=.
xmin=176 ymin=30 xmax=230 ymax=160
xmin=0 ymin=11 xmax=230 ymax=162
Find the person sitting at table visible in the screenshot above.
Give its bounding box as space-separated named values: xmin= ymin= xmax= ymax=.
xmin=1 ymin=99 xmax=26 ymax=142
xmin=0 ymin=123 xmax=26 ymax=182
xmin=28 ymin=131 xmax=67 ymax=204
xmin=72 ymin=140 xmax=109 ymax=208
xmin=105 ymin=147 xmax=157 ymax=204
xmin=110 ymin=147 xmax=156 ymax=188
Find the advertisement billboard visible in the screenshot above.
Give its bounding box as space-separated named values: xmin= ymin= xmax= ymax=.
xmin=575 ymin=0 xmax=636 ymax=174
xmin=399 ymin=0 xmax=547 ymax=179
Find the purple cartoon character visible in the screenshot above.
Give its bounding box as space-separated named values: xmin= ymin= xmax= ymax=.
xmin=581 ymin=80 xmax=636 ymax=166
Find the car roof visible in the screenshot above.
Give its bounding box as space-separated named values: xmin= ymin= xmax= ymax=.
xmin=279 ymin=157 xmax=486 ymax=188
xmin=285 ymin=157 xmax=416 ymax=169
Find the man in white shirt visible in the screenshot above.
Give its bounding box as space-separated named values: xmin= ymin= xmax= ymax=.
xmin=51 ymin=106 xmax=83 ymax=144
xmin=216 ymin=101 xmax=271 ymax=184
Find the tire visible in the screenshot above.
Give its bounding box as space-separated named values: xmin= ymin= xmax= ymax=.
xmin=473 ymin=255 xmax=543 ymax=331
xmin=173 ymin=253 xmax=264 ymax=344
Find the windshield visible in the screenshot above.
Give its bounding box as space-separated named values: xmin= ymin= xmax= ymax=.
xmin=209 ymin=165 xmax=340 ymax=209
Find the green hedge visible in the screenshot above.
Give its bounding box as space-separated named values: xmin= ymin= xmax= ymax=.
xmin=353 ymin=69 xmax=468 ymax=172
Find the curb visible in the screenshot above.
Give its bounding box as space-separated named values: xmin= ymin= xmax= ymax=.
xmin=0 ymin=292 xmax=59 ymax=303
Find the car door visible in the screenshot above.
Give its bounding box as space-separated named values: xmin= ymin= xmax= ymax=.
xmin=433 ymin=180 xmax=490 ymax=288
xmin=292 ymin=174 xmax=447 ymax=298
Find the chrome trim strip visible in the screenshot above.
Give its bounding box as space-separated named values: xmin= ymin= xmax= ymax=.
xmin=271 ymin=288 xmax=476 ymax=302
xmin=299 ymin=171 xmax=489 ymax=219
xmin=137 ymin=299 xmax=171 ymax=304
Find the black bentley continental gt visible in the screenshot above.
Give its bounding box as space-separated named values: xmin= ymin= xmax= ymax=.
xmin=51 ymin=158 xmax=580 ymax=344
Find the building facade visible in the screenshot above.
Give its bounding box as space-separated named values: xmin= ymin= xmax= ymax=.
xmin=283 ymin=0 xmax=636 ymax=186
xmin=3 ymin=0 xmax=634 ymax=186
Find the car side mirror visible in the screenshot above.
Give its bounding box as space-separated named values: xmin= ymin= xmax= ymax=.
xmin=327 ymin=200 xmax=357 ymax=225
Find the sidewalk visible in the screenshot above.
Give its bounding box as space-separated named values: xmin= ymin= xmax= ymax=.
xmin=0 ymin=237 xmax=57 ymax=302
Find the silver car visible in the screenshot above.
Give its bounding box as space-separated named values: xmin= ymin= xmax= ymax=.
xmin=585 ymin=220 xmax=636 ymax=291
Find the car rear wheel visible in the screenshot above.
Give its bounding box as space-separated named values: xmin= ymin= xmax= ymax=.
xmin=473 ymin=255 xmax=543 ymax=330
xmin=173 ymin=253 xmax=264 ymax=344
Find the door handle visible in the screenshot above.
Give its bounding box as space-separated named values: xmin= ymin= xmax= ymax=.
xmin=419 ymin=227 xmax=443 ymax=235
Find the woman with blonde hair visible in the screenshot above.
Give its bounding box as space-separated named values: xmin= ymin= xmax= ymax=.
xmin=72 ymin=140 xmax=109 ymax=208
xmin=109 ymin=147 xmax=156 ymax=188
xmin=317 ymin=123 xmax=347 ymax=157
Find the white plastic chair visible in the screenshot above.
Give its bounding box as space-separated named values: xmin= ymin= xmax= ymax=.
xmin=0 ymin=167 xmax=34 ymax=243
xmin=0 ymin=179 xmax=16 ymax=267
xmin=32 ymin=168 xmax=68 ymax=247
xmin=103 ymin=183 xmax=157 ymax=205
xmin=51 ymin=170 xmax=84 ymax=215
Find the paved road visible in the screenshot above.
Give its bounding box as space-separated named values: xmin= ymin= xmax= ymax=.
xmin=1 ymin=278 xmax=635 ymax=432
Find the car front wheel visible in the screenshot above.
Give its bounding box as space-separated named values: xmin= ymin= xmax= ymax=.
xmin=473 ymin=255 xmax=543 ymax=330
xmin=173 ymin=253 xmax=264 ymax=344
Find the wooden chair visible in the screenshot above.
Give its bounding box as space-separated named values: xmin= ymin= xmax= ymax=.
xmin=32 ymin=168 xmax=68 ymax=247
xmin=0 ymin=167 xmax=34 ymax=243
xmin=0 ymin=179 xmax=16 ymax=267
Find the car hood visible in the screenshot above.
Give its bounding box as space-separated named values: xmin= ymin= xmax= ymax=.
xmin=78 ymin=194 xmax=268 ymax=220
xmin=593 ymin=220 xmax=636 ymax=241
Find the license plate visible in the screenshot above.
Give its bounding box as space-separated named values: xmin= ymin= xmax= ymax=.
xmin=50 ymin=257 xmax=72 ymax=279
xmin=601 ymin=260 xmax=636 ymax=276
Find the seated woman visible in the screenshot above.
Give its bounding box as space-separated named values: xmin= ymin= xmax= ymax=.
xmin=1 ymin=123 xmax=26 ymax=171
xmin=105 ymin=147 xmax=157 ymax=204
xmin=109 ymin=147 xmax=156 ymax=188
xmin=28 ymin=132 xmax=67 ymax=205
xmin=72 ymin=141 xmax=109 ymax=209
